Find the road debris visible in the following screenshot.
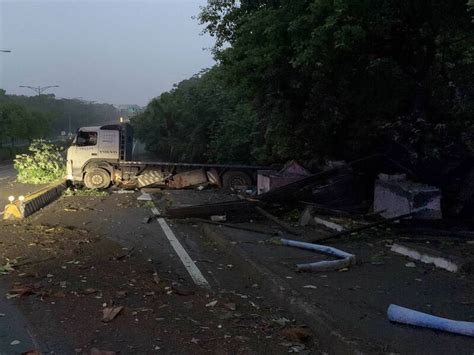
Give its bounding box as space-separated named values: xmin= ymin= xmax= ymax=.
xmin=387 ymin=304 xmax=474 ymax=337
xmin=102 ymin=306 xmax=124 ymax=322
xmin=205 ymin=300 xmax=218 ymax=308
xmin=281 ymin=239 xmax=356 ymax=272
xmin=391 ymin=243 xmax=469 ymax=273
xmin=137 ymin=192 xmax=152 ymax=201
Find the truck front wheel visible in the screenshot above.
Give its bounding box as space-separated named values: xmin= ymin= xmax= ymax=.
xmin=84 ymin=168 xmax=111 ymax=189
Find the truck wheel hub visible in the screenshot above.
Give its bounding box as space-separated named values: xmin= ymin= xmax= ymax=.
xmin=92 ymin=175 xmax=103 ymax=185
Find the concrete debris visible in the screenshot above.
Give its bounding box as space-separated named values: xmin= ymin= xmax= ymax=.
xmin=374 ymin=174 xmax=442 ymax=219
xmin=102 ymin=306 xmax=123 ymax=322
xmin=387 ymin=304 xmax=474 ymax=337
xmin=312 ymin=217 xmax=345 ymax=232
xmin=210 ymin=215 xmax=226 ymax=222
xmin=390 ymin=243 xmax=471 ymax=273
xmin=205 ymin=300 xmax=218 ymax=307
xmin=137 ymin=193 xmax=152 ymax=201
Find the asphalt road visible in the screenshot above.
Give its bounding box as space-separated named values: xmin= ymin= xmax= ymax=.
xmin=0 ymin=164 xmax=15 ymax=182
xmin=0 ymin=164 xmax=48 ymax=207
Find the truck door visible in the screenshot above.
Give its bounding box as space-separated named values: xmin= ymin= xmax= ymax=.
xmin=67 ymin=129 xmax=99 ymax=180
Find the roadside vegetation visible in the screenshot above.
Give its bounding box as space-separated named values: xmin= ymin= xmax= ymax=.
xmin=0 ymin=89 xmax=118 ymax=160
xmin=133 ymin=0 xmax=473 ymax=175
xmin=14 ymin=140 xmax=65 ymax=184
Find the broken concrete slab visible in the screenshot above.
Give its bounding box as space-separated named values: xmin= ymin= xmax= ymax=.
xmin=390 ymin=243 xmax=473 ymax=273
xmin=137 ymin=192 xmax=152 ymax=201
xmin=313 ymin=217 xmax=345 ymax=232
xmin=374 ymin=174 xmax=442 ymax=219
xmin=298 ymin=206 xmax=345 ymax=232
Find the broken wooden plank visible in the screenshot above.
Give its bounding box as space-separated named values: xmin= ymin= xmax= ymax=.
xmin=255 ymin=206 xmax=302 ymax=236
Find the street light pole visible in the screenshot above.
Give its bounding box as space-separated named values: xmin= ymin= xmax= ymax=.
xmin=19 ymin=85 xmax=59 ymax=96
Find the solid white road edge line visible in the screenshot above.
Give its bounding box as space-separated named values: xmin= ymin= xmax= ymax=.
xmin=151 ymin=206 xmax=210 ymax=289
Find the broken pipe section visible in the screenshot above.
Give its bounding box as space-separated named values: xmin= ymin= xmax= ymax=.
xmin=280 ymin=239 xmax=356 ymax=272
xmin=387 ymin=304 xmax=474 ymax=337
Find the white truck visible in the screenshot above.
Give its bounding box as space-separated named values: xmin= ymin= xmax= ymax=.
xmin=66 ymin=123 xmax=268 ymax=190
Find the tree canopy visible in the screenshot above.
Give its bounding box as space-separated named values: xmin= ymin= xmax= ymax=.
xmin=0 ymin=89 xmax=119 ymax=144
xmin=134 ymin=0 xmax=473 ymax=171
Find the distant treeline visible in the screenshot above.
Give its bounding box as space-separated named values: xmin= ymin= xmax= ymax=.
xmin=135 ymin=0 xmax=473 ymax=171
xmin=0 ymin=89 xmax=118 ymax=146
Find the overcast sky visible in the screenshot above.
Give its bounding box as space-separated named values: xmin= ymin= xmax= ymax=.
xmin=0 ymin=0 xmax=215 ymax=106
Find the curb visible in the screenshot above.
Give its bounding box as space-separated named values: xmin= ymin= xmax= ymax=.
xmin=201 ymin=224 xmax=365 ymax=354
xmin=3 ymin=180 xmax=66 ymax=220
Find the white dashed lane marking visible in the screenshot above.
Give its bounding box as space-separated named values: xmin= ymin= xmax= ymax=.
xmin=151 ymin=206 xmax=210 ymax=289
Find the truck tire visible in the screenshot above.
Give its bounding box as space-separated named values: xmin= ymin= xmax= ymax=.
xmin=222 ymin=171 xmax=252 ymax=191
xmin=84 ymin=168 xmax=111 ymax=189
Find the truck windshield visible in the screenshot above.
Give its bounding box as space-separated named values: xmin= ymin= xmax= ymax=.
xmin=76 ymin=131 xmax=98 ymax=147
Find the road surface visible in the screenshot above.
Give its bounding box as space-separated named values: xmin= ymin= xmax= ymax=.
xmin=0 ymin=164 xmax=48 ymax=207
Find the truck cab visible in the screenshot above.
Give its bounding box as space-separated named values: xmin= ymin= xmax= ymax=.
xmin=66 ymin=124 xmax=132 ymax=188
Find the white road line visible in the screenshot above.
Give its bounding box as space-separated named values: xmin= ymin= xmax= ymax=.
xmin=151 ymin=206 xmax=210 ymax=289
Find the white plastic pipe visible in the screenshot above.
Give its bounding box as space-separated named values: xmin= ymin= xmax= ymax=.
xmin=387 ymin=304 xmax=474 ymax=337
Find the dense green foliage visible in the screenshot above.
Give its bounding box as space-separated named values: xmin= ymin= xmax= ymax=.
xmin=133 ymin=68 xmax=258 ymax=163
xmin=0 ymin=89 xmax=119 ymax=142
xmin=135 ymin=0 xmax=473 ymax=168
xmin=14 ymin=140 xmax=66 ymax=184
xmin=0 ymin=101 xmax=52 ymax=146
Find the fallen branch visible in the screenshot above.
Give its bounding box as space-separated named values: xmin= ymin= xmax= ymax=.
xmin=255 ymin=206 xmax=302 ymax=236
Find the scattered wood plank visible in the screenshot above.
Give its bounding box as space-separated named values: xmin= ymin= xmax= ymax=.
xmin=255 ymin=206 xmax=302 ymax=236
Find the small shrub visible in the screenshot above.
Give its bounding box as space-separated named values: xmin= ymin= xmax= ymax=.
xmin=14 ymin=140 xmax=65 ymax=184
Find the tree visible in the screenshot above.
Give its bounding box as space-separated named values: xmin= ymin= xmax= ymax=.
xmin=199 ymin=0 xmax=474 ymax=165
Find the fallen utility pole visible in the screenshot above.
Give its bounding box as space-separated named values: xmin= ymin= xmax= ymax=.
xmin=255 ymin=206 xmax=302 ymax=236
xmin=313 ymin=211 xmax=420 ymax=243
xmin=166 ymin=200 xmax=258 ymax=219
xmin=183 ymin=218 xmax=278 ymax=235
